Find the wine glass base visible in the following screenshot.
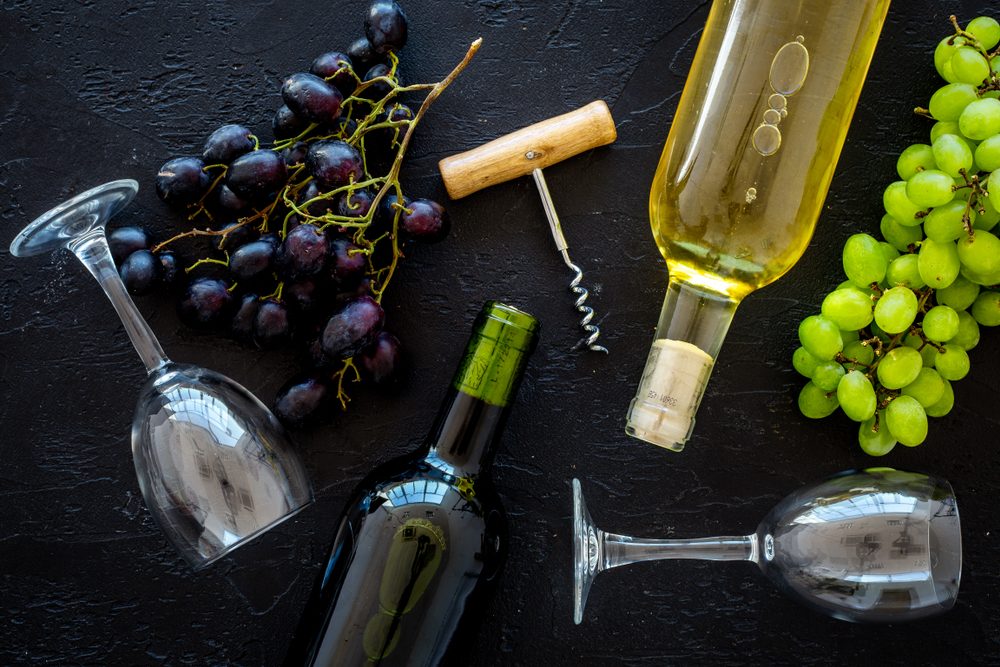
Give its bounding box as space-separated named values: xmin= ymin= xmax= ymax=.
xmin=572 ymin=478 xmax=601 ymax=625
xmin=9 ymin=179 xmax=138 ymax=257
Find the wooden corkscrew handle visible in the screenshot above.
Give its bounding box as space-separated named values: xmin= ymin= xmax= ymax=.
xmin=438 ymin=100 xmax=617 ymax=200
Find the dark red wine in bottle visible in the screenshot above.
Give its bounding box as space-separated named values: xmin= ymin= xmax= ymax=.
xmin=286 ymin=301 xmax=539 ymax=666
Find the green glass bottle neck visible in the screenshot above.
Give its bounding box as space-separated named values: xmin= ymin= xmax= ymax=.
xmin=426 ymin=302 xmax=538 ymax=474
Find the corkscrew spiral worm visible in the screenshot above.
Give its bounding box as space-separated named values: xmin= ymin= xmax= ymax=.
xmin=531 ymin=168 xmax=608 ymax=354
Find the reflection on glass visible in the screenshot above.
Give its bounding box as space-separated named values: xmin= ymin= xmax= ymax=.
xmin=574 ymin=469 xmax=961 ymax=624
xmin=9 ymin=180 xmax=312 ymax=568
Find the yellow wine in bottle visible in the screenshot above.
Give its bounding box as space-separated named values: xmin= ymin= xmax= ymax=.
xmin=627 ymin=0 xmax=891 ymax=451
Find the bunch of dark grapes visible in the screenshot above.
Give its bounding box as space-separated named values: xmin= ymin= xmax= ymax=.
xmin=793 ymin=15 xmax=1000 ymax=455
xmin=111 ymin=1 xmax=478 ymax=427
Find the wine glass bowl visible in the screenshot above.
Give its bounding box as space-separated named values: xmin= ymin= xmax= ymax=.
xmin=11 ymin=180 xmax=313 ymax=568
xmin=573 ymin=469 xmax=961 ymax=625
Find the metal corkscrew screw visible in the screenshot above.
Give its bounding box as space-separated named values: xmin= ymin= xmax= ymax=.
xmin=438 ymin=101 xmax=617 ymax=353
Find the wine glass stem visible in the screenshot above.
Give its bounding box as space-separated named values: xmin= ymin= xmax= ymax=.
xmin=601 ymin=532 xmax=758 ymax=570
xmin=68 ymin=230 xmax=169 ymax=373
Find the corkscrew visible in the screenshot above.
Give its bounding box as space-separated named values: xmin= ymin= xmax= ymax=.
xmin=438 ymin=101 xmax=617 ymax=353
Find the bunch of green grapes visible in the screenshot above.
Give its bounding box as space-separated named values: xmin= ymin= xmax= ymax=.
xmin=793 ymin=15 xmax=1000 ymax=456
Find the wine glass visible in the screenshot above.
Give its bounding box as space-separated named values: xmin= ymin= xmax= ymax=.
xmin=573 ymin=469 xmax=961 ymax=624
xmin=10 ymin=180 xmax=313 ymax=569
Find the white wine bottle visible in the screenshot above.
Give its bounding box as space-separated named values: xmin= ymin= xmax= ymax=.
xmin=626 ymin=0 xmax=892 ymax=451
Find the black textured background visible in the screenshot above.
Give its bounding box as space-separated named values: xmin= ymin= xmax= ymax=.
xmin=2 ymin=1 xmax=999 ymax=665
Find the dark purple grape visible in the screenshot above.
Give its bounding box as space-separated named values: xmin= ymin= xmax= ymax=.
xmin=156 ymin=156 xmax=211 ymax=207
xmin=215 ymin=221 xmax=257 ymax=252
xmin=320 ymin=295 xmax=384 ymax=359
xmin=276 ymin=223 xmax=329 ymax=278
xmin=215 ymin=184 xmax=248 ymax=212
xmin=400 ymin=199 xmax=449 ymax=242
xmin=226 ymin=150 xmax=287 ymax=201
xmin=375 ymin=192 xmax=411 ymax=230
xmin=310 ymin=51 xmax=356 ymax=96
xmin=231 ymin=293 xmax=260 ymax=342
xmin=283 ymin=141 xmax=309 ymax=166
xmin=281 ymin=72 xmax=343 ymax=126
xmin=254 ymin=298 xmax=291 ymax=347
xmin=336 ymin=188 xmax=374 ymax=218
xmin=329 ymin=238 xmax=367 ymax=284
xmin=273 ymin=104 xmax=307 ymax=140
xmin=108 ymin=226 xmax=152 ymax=265
xmin=157 ymin=251 xmax=184 ymax=291
xmin=329 ymin=116 xmax=358 ymax=140
xmin=346 ymin=36 xmax=384 ymax=71
xmin=306 ymin=140 xmax=364 ymax=189
xmin=359 ymin=331 xmax=401 ymax=384
xmin=362 ymin=63 xmax=395 ymax=100
xmin=365 ymin=1 xmax=408 ymax=54
xmin=203 ymin=124 xmax=255 ymax=164
xmin=178 ymin=277 xmax=234 ymax=329
xmin=259 ymin=232 xmax=281 ymax=249
xmin=228 ymin=240 xmax=275 ymax=281
xmin=120 ymin=249 xmax=161 ymax=296
xmin=298 ymin=181 xmax=337 ymax=217
xmin=335 ymin=277 xmax=373 ymax=305
xmin=285 ymin=278 xmax=326 ymax=314
xmin=274 ymin=375 xmax=330 ymax=427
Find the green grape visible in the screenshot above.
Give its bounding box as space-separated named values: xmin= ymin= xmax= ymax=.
xmin=842 ymin=340 xmax=875 ymax=370
xmin=957 ymin=230 xmax=1000 ymax=276
xmin=902 ymin=367 xmax=945 ymax=407
xmin=967 ymin=16 xmax=1000 ymax=50
xmin=896 ymin=143 xmax=937 ymax=179
xmin=993 ymin=54 xmax=1000 ymax=72
xmin=979 ymin=187 xmax=1000 ymax=230
xmin=922 ymin=304 xmax=961 ymax=341
xmin=974 ymin=135 xmax=1000 ymax=172
xmin=950 ymin=310 xmax=981 ymax=350
xmin=906 ymin=169 xmax=957 ymax=208
xmin=917 ymin=238 xmax=961 ymax=289
xmin=934 ymin=343 xmax=970 ymax=381
xmin=930 ymin=120 xmax=963 ymax=143
xmin=961 ymin=263 xmax=1000 ymax=286
xmin=798 ymin=381 xmax=839 ymax=419
xmin=880 ymin=213 xmax=923 ymax=251
xmin=792 ymin=346 xmax=821 ymax=378
xmin=931 ymin=134 xmax=975 ymax=177
xmin=885 ymin=395 xmax=929 ymax=447
xmin=971 ymin=290 xmax=1000 ymax=325
xmin=878 ymin=241 xmax=900 ymax=264
xmin=904 ymin=333 xmax=938 ymax=367
xmin=923 ymin=199 xmax=973 ymax=242
xmin=925 ymin=379 xmax=955 ymax=418
xmin=958 ymin=97 xmax=1000 ymax=140
xmin=875 ymin=346 xmax=923 ymax=389
xmin=813 ymin=361 xmax=846 ymax=391
xmin=934 ymin=36 xmax=966 ymax=81
xmin=883 ymin=181 xmax=924 ymax=226
xmin=840 ymin=328 xmax=860 ymax=344
xmin=798 ymin=315 xmax=843 ymax=360
xmin=821 ymin=287 xmax=874 ymax=330
xmin=837 ymin=370 xmax=877 ymax=422
xmin=936 ymin=274 xmax=980 ymax=310
xmin=885 ymin=254 xmax=926 ymax=289
xmin=874 ymin=285 xmax=919 ymax=334
xmin=842 ymin=233 xmax=888 ymax=287
xmin=858 ymin=411 xmax=897 ymax=456
xmin=929 ymin=83 xmax=978 ymax=121
xmin=949 ymin=46 xmax=991 ymax=85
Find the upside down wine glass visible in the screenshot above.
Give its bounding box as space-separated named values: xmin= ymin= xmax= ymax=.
xmin=10 ymin=180 xmax=313 ymax=568
xmin=573 ymin=469 xmax=961 ymax=624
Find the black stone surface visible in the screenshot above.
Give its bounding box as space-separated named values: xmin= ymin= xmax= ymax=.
xmin=1 ymin=1 xmax=998 ymax=664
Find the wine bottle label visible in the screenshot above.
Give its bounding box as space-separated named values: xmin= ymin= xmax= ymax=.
xmin=626 ymin=339 xmax=714 ymax=452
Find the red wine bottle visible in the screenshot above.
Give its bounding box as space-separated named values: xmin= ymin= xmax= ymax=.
xmin=286 ymin=301 xmax=539 ymax=666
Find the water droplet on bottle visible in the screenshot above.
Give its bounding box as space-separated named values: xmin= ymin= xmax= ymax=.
xmin=745 ymin=187 xmax=758 ymax=203
xmin=768 ymin=93 xmax=787 ymax=111
xmin=763 ymin=109 xmax=781 ymax=125
xmin=753 ymin=124 xmax=782 ymax=157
